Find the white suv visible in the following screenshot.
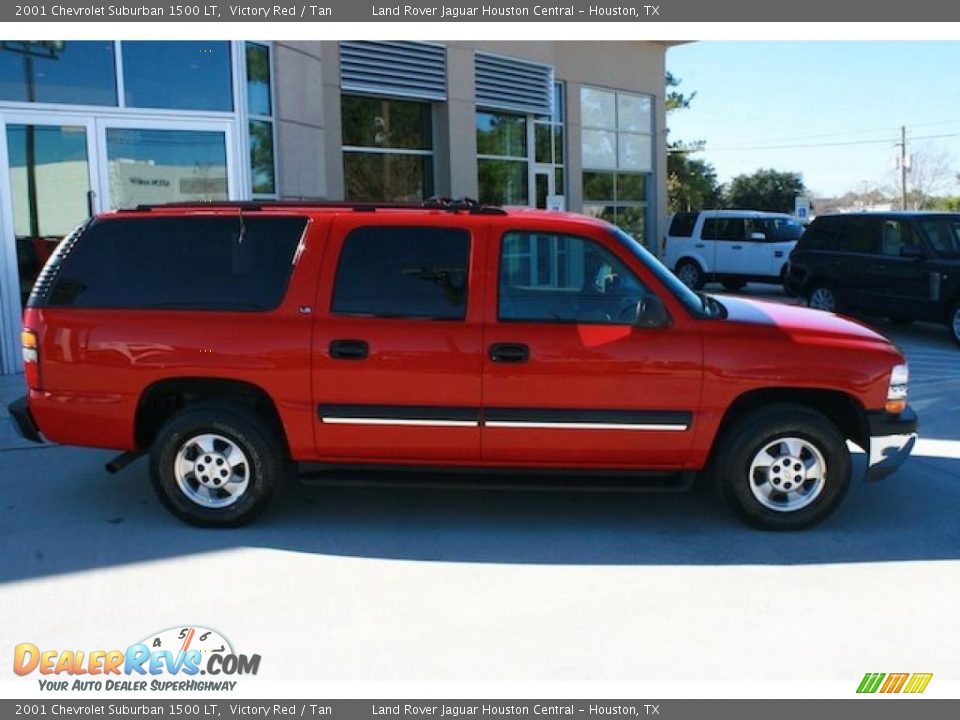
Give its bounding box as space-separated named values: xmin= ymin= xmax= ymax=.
xmin=662 ymin=210 xmax=804 ymax=291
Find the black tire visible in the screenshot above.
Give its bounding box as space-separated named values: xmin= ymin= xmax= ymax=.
xmin=950 ymin=302 xmax=960 ymax=348
xmin=150 ymin=402 xmax=291 ymax=527
xmin=711 ymin=404 xmax=851 ymax=530
xmin=806 ymin=282 xmax=840 ymax=313
xmin=675 ymin=259 xmax=705 ymax=290
xmin=721 ymin=279 xmax=746 ymax=292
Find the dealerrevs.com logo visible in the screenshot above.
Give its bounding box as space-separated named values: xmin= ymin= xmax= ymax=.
xmin=13 ymin=626 xmax=261 ymax=692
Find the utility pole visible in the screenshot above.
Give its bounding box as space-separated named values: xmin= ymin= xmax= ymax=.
xmin=898 ymin=125 xmax=908 ymax=210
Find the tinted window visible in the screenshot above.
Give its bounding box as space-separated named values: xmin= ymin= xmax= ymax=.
xmin=332 ymin=227 xmax=469 ymax=320
xmin=42 ymin=216 xmax=305 ymax=310
xmin=703 ymin=217 xmax=745 ymax=241
xmin=499 ymin=231 xmax=650 ymax=324
xmin=752 ymin=217 xmax=803 ymax=242
xmin=668 ymin=212 xmax=698 ymax=238
xmin=918 ymin=217 xmax=960 ymax=256
xmin=798 ymin=216 xmax=843 ymax=251
xmin=842 ymin=216 xmax=882 ymax=254
xmin=879 ymin=220 xmax=919 ymax=257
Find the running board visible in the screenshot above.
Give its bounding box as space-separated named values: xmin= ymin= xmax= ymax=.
xmin=105 ymin=451 xmax=144 ymax=474
xmin=298 ymin=465 xmax=696 ymax=493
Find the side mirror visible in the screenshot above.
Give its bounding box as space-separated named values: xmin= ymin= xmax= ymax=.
xmin=900 ymin=244 xmax=925 ymax=259
xmin=634 ymin=295 xmax=672 ymax=329
xmin=749 ymin=231 xmax=767 ymax=241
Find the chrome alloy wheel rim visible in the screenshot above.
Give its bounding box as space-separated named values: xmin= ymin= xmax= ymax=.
xmin=952 ymin=307 xmax=960 ymax=342
xmin=676 ymin=264 xmax=700 ymax=288
xmin=808 ymin=287 xmax=836 ymax=311
xmin=174 ymin=433 xmax=250 ymax=508
xmin=748 ymin=437 xmax=826 ymax=512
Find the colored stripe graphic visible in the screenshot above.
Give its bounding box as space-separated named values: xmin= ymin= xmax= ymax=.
xmin=904 ymin=673 xmax=933 ymax=694
xmin=880 ymin=673 xmax=909 ymax=693
xmin=857 ymin=672 xmax=885 ymax=693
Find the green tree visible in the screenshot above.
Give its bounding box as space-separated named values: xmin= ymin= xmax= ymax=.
xmin=723 ymin=168 xmax=806 ymax=213
xmin=665 ymin=73 xmax=720 ymax=212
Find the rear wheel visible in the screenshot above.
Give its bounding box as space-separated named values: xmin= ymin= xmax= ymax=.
xmin=675 ymin=260 xmax=705 ymax=290
xmin=807 ymin=283 xmax=839 ymax=312
xmin=712 ymin=404 xmax=851 ymax=530
xmin=950 ymin=302 xmax=960 ymax=347
xmin=150 ymin=402 xmax=291 ymax=527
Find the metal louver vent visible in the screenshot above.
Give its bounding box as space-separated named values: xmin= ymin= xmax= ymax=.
xmin=340 ymin=41 xmax=447 ymax=101
xmin=475 ymin=52 xmax=554 ymax=116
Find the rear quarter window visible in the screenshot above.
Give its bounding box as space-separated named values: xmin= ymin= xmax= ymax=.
xmin=37 ymin=215 xmax=307 ymax=311
xmin=668 ymin=212 xmax=698 ymax=238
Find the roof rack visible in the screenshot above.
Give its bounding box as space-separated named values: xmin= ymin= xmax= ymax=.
xmin=129 ymin=197 xmax=507 ymax=216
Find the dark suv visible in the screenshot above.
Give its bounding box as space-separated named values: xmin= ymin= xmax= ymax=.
xmin=786 ymin=212 xmax=960 ymax=346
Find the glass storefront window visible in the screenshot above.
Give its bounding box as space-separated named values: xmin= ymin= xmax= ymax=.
xmin=249 ymin=120 xmax=275 ymax=195
xmin=0 ymin=41 xmax=117 ymax=106
xmin=476 ymin=112 xmax=526 ymax=158
xmin=245 ymin=43 xmax=271 ymax=116
xmin=343 ymin=152 xmax=433 ymax=203
xmin=106 ymin=128 xmax=228 ymax=208
xmin=6 ymin=124 xmax=91 ymax=306
xmin=342 ymin=95 xmax=432 ymax=150
xmin=122 ymin=41 xmax=233 ymax=111
xmin=478 ymin=159 xmax=528 ymax=206
xmin=342 ymin=95 xmax=434 ymax=202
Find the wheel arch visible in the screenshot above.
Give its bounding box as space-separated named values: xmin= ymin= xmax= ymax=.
xmin=135 ymin=377 xmax=288 ymax=453
xmin=713 ymin=387 xmax=869 ymax=455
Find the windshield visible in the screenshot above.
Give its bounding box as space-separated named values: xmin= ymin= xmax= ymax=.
xmin=609 ymin=226 xmax=710 ymax=317
xmin=917 ymin=217 xmax=960 ymax=256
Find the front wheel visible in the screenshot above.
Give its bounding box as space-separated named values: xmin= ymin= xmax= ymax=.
xmin=150 ymin=403 xmax=291 ymax=527
xmin=712 ymin=404 xmax=851 ymax=530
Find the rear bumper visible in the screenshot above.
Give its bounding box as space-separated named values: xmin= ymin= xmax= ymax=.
xmin=7 ymin=395 xmax=44 ymax=443
xmin=866 ymin=406 xmax=917 ymax=481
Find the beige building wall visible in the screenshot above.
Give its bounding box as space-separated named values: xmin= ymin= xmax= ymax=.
xmin=274 ymin=41 xmax=669 ymax=242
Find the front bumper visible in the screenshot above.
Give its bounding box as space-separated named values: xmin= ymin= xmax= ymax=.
xmin=7 ymin=395 xmax=43 ymax=443
xmin=866 ymin=406 xmax=917 ymax=481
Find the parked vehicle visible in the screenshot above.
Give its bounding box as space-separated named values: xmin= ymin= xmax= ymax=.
xmin=786 ymin=212 xmax=960 ymax=346
xmin=663 ymin=210 xmax=804 ymax=291
xmin=9 ymin=199 xmax=916 ymax=530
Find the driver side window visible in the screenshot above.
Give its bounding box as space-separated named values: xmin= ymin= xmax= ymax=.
xmin=499 ymin=231 xmax=650 ymax=324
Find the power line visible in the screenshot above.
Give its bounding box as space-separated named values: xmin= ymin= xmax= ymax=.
xmin=669 ymin=131 xmax=960 ymax=153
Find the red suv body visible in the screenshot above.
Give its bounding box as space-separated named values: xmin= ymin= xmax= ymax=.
xmin=9 ymin=201 xmax=917 ymax=529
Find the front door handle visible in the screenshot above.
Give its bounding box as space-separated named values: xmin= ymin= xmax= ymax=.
xmin=730 ymin=245 xmax=743 ymax=250
xmin=489 ymin=343 xmax=529 ymax=363
xmin=329 ymin=339 xmax=369 ymax=360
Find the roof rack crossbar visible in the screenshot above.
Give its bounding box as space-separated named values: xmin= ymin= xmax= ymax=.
xmin=127 ymin=198 xmax=507 ymax=215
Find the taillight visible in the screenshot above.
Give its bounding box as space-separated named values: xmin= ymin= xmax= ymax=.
xmin=22 ymin=329 xmax=40 ymax=389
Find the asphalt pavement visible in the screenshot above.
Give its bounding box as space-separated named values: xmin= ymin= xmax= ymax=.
xmin=1 ymin=287 xmax=957 ymax=689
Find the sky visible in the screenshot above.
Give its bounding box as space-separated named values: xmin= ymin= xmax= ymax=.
xmin=666 ymin=41 xmax=960 ymax=199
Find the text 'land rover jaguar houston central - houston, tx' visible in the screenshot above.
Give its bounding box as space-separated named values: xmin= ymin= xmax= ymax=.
xmin=9 ymin=200 xmax=917 ymax=529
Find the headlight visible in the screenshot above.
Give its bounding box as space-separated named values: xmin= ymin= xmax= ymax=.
xmin=886 ymin=363 xmax=909 ymax=414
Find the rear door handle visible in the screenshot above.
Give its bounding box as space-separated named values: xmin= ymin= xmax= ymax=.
xmin=329 ymin=339 xmax=369 ymax=360
xmin=489 ymin=343 xmax=529 ymax=363
xmin=774 ymin=251 xmax=784 ymax=258
xmin=731 ymin=245 xmax=743 ymax=250
xmin=694 ymin=243 xmax=705 ymax=248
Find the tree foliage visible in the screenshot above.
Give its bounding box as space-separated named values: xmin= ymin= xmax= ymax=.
xmin=665 ymin=73 xmax=720 ymax=212
xmin=723 ymin=168 xmax=806 ymax=213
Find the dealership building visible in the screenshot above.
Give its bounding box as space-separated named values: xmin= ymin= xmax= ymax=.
xmin=0 ymin=40 xmax=671 ymax=375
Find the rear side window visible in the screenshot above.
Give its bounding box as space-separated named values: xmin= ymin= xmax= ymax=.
xmin=41 ymin=215 xmax=307 ymax=310
xmin=800 ymin=216 xmax=879 ymax=254
xmin=668 ymin=212 xmax=698 ymax=238
xmin=702 ymin=217 xmax=745 ymax=241
xmin=331 ymin=226 xmax=470 ymax=320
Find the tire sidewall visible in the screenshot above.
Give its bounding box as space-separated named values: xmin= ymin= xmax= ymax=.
xmin=677 ymin=260 xmax=705 ymax=290
xmin=151 ymin=407 xmax=281 ymax=527
xmin=950 ymin=303 xmax=960 ymax=347
xmin=807 ymin=284 xmax=837 ymax=312
xmin=719 ymin=410 xmax=851 ymax=530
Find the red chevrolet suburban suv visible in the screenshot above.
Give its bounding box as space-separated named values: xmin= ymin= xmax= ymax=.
xmin=9 ymin=199 xmax=917 ymax=529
